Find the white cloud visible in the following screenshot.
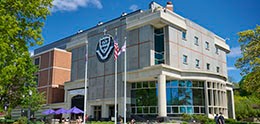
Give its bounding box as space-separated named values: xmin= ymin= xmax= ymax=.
xmin=52 ymin=0 xmax=103 ymax=12
xmin=227 ymin=66 xmax=238 ymax=71
xmin=227 ymin=46 xmax=241 ymax=58
xmin=129 ymin=4 xmax=138 ymax=11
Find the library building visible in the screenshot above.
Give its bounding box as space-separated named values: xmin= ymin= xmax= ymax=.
xmin=12 ymin=1 xmax=235 ymax=121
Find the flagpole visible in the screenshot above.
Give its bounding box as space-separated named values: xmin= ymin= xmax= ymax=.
xmin=115 ymin=58 xmax=117 ymax=124
xmin=114 ymin=28 xmax=118 ymax=124
xmin=83 ymin=42 xmax=88 ymax=124
xmin=123 ymin=37 xmax=127 ymax=124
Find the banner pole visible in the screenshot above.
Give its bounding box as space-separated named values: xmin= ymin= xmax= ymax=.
xmin=83 ymin=42 xmax=88 ymax=124
xmin=123 ymin=37 xmax=127 ymax=124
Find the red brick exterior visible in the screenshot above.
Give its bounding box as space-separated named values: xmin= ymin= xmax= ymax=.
xmin=34 ymin=49 xmax=71 ymax=104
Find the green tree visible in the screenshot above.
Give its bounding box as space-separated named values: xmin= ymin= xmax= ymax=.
xmin=234 ymin=95 xmax=260 ymax=120
xmin=0 ymin=0 xmax=52 ymax=114
xmin=235 ymin=25 xmax=260 ymax=97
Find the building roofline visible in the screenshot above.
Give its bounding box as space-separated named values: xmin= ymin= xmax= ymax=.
xmin=32 ymin=48 xmax=70 ymax=58
xmin=34 ymin=9 xmax=143 ymax=53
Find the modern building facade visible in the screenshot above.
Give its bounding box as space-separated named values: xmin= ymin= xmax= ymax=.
xmin=63 ymin=2 xmax=235 ymax=120
xmin=13 ymin=1 xmax=235 ymax=121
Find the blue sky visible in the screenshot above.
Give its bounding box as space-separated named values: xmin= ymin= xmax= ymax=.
xmin=31 ymin=0 xmax=260 ymax=82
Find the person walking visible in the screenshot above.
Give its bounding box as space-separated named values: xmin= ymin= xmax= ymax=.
xmin=214 ymin=114 xmax=219 ymax=124
xmin=218 ymin=112 xmax=225 ymax=124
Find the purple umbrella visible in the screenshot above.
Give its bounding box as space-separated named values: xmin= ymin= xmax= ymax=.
xmin=42 ymin=109 xmax=55 ymax=115
xmin=67 ymin=106 xmax=83 ymax=114
xmin=55 ymin=108 xmax=68 ymax=114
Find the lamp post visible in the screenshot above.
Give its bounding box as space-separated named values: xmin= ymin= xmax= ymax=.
xmin=28 ymin=90 xmax=32 ymax=123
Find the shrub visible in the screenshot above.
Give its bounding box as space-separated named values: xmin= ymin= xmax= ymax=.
xmin=225 ymin=118 xmax=237 ymax=124
xmin=181 ymin=114 xmax=193 ymax=121
xmin=17 ymin=116 xmax=28 ymax=124
xmin=192 ymin=114 xmax=212 ymax=124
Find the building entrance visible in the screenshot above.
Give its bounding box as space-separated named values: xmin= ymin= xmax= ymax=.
xmin=94 ymin=106 xmax=101 ymax=121
xmin=71 ymin=95 xmax=84 ymax=119
xmin=108 ymin=105 xmax=115 ymax=120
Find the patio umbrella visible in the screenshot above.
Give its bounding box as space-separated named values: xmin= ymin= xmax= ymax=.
xmin=67 ymin=106 xmax=83 ymax=114
xmin=42 ymin=109 xmax=55 ymax=115
xmin=55 ymin=108 xmax=68 ymax=114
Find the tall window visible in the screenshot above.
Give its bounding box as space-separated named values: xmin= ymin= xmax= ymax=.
xmin=154 ymin=28 xmax=165 ymax=64
xmin=194 ymin=36 xmax=199 ymax=45
xmin=183 ymin=55 xmax=188 ymax=64
xmin=205 ymin=41 xmax=209 ymax=50
xmin=195 ymin=59 xmax=200 ymax=68
xmin=215 ymin=47 xmax=219 ymax=54
xmin=217 ymin=66 xmax=220 ymax=73
xmin=182 ymin=31 xmax=187 ymax=40
xmin=207 ymin=63 xmax=210 ymax=70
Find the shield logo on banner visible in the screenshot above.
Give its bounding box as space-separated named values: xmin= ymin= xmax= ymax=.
xmin=96 ymin=34 xmax=114 ymax=62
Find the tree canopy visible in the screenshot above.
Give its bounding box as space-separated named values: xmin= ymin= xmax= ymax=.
xmin=0 ymin=0 xmax=52 ymax=113
xmin=235 ymin=25 xmax=260 ymax=97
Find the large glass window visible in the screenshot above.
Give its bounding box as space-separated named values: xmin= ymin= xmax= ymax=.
xmin=154 ymin=28 xmax=164 ymax=64
xmin=131 ymin=80 xmax=205 ymax=115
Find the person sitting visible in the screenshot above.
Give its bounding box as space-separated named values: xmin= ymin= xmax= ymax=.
xmin=76 ymin=116 xmax=82 ymax=124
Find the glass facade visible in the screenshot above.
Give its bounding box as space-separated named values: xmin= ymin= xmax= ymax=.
xmin=154 ymin=28 xmax=164 ymax=64
xmin=131 ymin=80 xmax=205 ymax=115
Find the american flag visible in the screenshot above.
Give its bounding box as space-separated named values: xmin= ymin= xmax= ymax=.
xmin=114 ymin=37 xmax=120 ymax=60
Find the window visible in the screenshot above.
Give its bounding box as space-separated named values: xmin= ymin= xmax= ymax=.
xmin=182 ymin=31 xmax=186 ymax=40
xmin=34 ymin=58 xmax=40 ymax=66
xmin=183 ymin=55 xmax=188 ymax=64
xmin=207 ymin=63 xmax=210 ymax=70
xmin=194 ymin=36 xmax=199 ymax=45
xmin=215 ymin=47 xmax=219 ymax=54
xmin=217 ymin=66 xmax=220 ymax=73
xmin=195 ymin=59 xmax=200 ymax=68
xmin=154 ymin=28 xmax=165 ymax=64
xmin=205 ymin=41 xmax=209 ymax=50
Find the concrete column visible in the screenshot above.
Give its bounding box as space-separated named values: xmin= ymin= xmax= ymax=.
xmin=158 ymin=74 xmax=167 ymax=117
xmin=231 ymin=90 xmax=235 ymax=119
xmin=211 ymin=89 xmax=214 ymax=106
xmin=204 ymin=81 xmax=209 ymax=116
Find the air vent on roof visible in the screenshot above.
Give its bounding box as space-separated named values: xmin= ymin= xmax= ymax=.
xmin=97 ymin=21 xmax=103 ymax=26
xmin=121 ymin=12 xmax=127 ymax=16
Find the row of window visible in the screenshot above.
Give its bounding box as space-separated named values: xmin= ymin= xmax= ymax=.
xmin=131 ymin=106 xmax=205 ymax=115
xmin=131 ymin=80 xmax=205 ymax=90
xmin=183 ymin=55 xmax=220 ymax=73
xmin=182 ymin=31 xmax=219 ymax=54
